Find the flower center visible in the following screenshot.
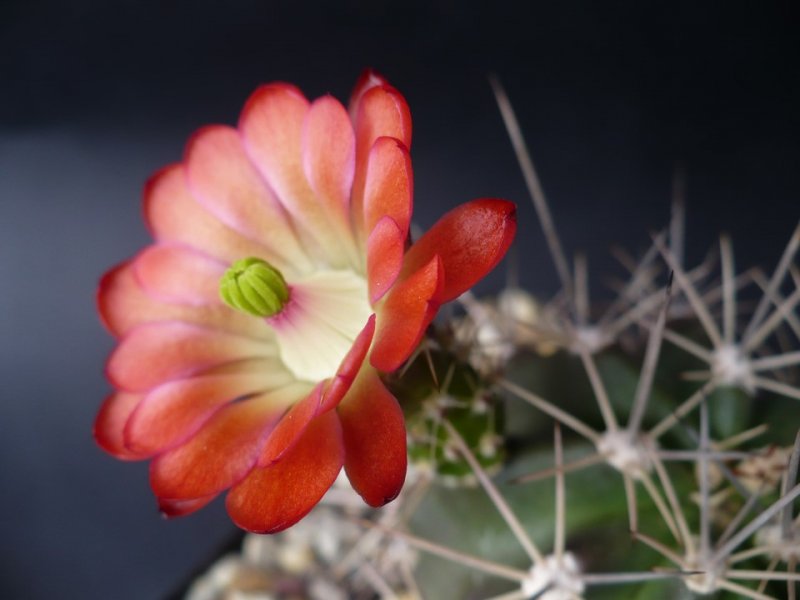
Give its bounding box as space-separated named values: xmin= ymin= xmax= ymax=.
xmin=221 ymin=260 xmax=372 ymax=383
xmin=268 ymin=270 xmax=371 ymax=382
xmin=267 ymin=270 xmax=372 ymax=382
xmin=219 ymin=257 xmax=290 ymax=318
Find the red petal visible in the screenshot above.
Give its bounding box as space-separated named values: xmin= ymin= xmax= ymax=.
xmin=124 ymin=366 xmax=294 ymax=455
xmin=94 ymin=392 xmax=147 ymax=460
xmin=319 ymin=314 xmax=376 ymax=414
xmin=185 ymin=125 xmax=310 ymax=272
xmin=351 ymin=85 xmax=412 ymax=235
xmin=144 ymin=164 xmax=277 ymax=266
xmin=348 ymin=68 xmax=391 ymax=121
xmin=401 ymin=199 xmax=517 ymax=303
xmin=133 ymin=243 xmax=226 ymax=306
xmin=107 ymin=322 xmax=270 ymax=392
xmin=370 ymin=255 xmax=444 ymax=372
xmin=302 ymin=95 xmax=355 ymax=222
xmin=256 ymin=382 xmax=324 ymax=467
xmin=363 ymin=136 xmax=413 ymax=237
xmin=150 ymin=396 xmax=284 ymax=500
xmin=338 ymin=369 xmax=407 ymax=506
xmin=158 ymin=495 xmax=216 ymax=518
xmin=366 ymin=216 xmax=405 ymax=303
xmin=98 ymin=260 xmax=267 ymax=339
xmin=226 ymin=411 xmax=344 ymax=533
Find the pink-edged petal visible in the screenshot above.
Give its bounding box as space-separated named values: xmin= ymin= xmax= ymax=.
xmin=351 ymin=84 xmax=412 ymax=234
xmin=98 ymin=261 xmax=150 ymax=337
xmin=98 ymin=261 xmax=269 ymax=339
xmin=348 ymin=68 xmax=391 ymax=121
xmin=144 ymin=164 xmax=278 ymax=267
xmin=370 ymin=255 xmax=444 ymax=373
xmin=367 ymin=216 xmax=405 ymax=303
xmin=185 ymin=125 xmax=311 ymax=273
xmin=124 ymin=365 xmax=296 ymax=456
xmin=401 ymin=199 xmax=517 ymax=303
xmin=302 ymin=95 xmax=355 ymax=224
xmin=256 ymin=382 xmax=324 ymax=467
xmin=363 ymin=136 xmax=413 ymax=236
xmin=133 ymin=243 xmax=226 ymax=305
xmin=319 ymin=314 xmax=376 ymax=414
xmin=150 ymin=395 xmax=285 ymax=500
xmin=226 ymin=410 xmax=344 ymax=533
xmin=240 ymin=84 xmax=351 ymax=266
xmin=338 ymin=368 xmax=406 ymax=506
xmin=94 ymin=392 xmax=147 ymax=461
xmin=159 ymin=495 xmax=217 ymax=518
xmin=107 ymin=322 xmax=273 ymax=393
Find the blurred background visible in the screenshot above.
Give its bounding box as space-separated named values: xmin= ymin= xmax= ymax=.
xmin=1 ymin=1 xmax=798 ymax=598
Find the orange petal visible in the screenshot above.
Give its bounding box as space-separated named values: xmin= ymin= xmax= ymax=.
xmin=133 ymin=243 xmax=226 ymax=305
xmin=256 ymin=382 xmax=324 ymax=467
xmin=319 ymin=314 xmax=376 ymax=414
xmin=370 ymin=255 xmax=444 ymax=372
xmin=401 ymin=198 xmax=517 ymax=303
xmin=144 ymin=164 xmax=278 ymax=266
xmin=338 ymin=368 xmax=406 ymax=506
xmin=350 ymin=85 xmax=412 ymax=236
xmin=159 ymin=495 xmax=217 ymax=518
xmin=366 ymin=216 xmax=404 ymax=303
xmin=226 ymin=411 xmax=344 ymax=533
xmin=150 ymin=396 xmax=284 ymax=500
xmin=185 ymin=125 xmax=311 ymax=273
xmin=107 ymin=322 xmax=272 ymax=392
xmin=94 ymin=392 xmax=147 ymax=460
xmin=240 ymin=84 xmax=351 ymax=266
xmin=124 ymin=366 xmax=294 ymax=455
xmin=363 ymin=136 xmax=412 ymax=237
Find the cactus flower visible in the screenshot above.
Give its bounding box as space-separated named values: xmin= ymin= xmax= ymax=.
xmin=95 ymin=71 xmax=516 ymax=533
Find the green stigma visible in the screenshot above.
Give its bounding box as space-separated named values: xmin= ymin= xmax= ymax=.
xmin=219 ymin=257 xmax=290 ymax=318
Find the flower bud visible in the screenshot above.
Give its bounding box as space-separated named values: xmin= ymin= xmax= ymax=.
xmin=220 ymin=257 xmax=290 ymax=318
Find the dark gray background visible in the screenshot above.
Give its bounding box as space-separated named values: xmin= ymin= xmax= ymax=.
xmin=1 ymin=1 xmax=799 ymax=598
